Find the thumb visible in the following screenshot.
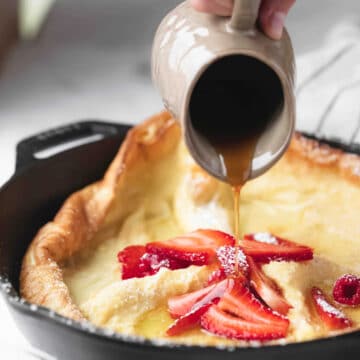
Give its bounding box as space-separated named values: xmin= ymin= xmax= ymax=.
xmin=259 ymin=0 xmax=296 ymax=40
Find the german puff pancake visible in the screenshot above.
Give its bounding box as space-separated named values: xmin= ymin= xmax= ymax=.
xmin=21 ymin=111 xmax=360 ymax=346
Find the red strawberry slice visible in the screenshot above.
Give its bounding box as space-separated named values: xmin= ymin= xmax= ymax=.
xmin=166 ymin=303 xmax=213 ymax=336
xmin=333 ymin=274 xmax=360 ymax=306
xmin=311 ymin=287 xmax=352 ymax=330
xmin=117 ymin=246 xmax=190 ymax=280
xmin=168 ymin=277 xmax=290 ymax=339
xmin=168 ymin=280 xmax=228 ymax=318
xmin=168 ymin=284 xmax=216 ymax=318
xmin=141 ymin=252 xmax=190 ymax=274
xmin=242 ymin=233 xmax=313 ymax=263
xmin=166 ymin=280 xmax=228 ymax=336
xmin=207 ymin=268 xmax=227 ymax=285
xmin=248 ymin=257 xmax=292 ymax=315
xmin=218 ymin=278 xmax=289 ymax=326
xmin=216 ymin=245 xmax=249 ymax=277
xmin=147 ymin=229 xmax=235 ymax=266
xmin=207 ymin=246 xmax=249 ymax=285
xmin=117 ymin=245 xmax=148 ymax=280
xmin=201 ymin=305 xmax=289 ymax=341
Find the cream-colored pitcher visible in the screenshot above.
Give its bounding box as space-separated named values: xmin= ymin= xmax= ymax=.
xmin=152 ymin=0 xmax=295 ymax=182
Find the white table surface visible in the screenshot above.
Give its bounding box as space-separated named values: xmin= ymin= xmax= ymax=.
xmin=1 ymin=1 xmax=360 ymax=358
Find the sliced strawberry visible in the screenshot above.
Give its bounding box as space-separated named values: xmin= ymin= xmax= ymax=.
xmin=333 ymin=274 xmax=360 ymax=306
xmin=166 ymin=280 xmax=228 ymax=336
xmin=168 ymin=277 xmax=290 ymax=339
xmin=166 ymin=303 xmax=213 ymax=336
xmin=207 ymin=268 xmax=227 ymax=285
xmin=248 ymin=257 xmax=292 ymax=315
xmin=207 ymin=246 xmax=249 ymax=285
xmin=311 ymin=287 xmax=352 ymax=330
xmin=242 ymin=233 xmax=313 ymax=263
xmin=140 ymin=252 xmax=190 ymax=274
xmin=201 ymin=305 xmax=289 ymax=341
xmin=218 ymin=278 xmax=289 ymax=326
xmin=168 ymin=284 xmax=216 ymax=318
xmin=117 ymin=246 xmax=190 ymax=280
xmin=147 ymin=229 xmax=235 ymax=265
xmin=168 ymin=280 xmax=229 ymax=318
xmin=216 ymin=245 xmax=249 ymax=277
xmin=117 ymin=245 xmax=148 ymax=280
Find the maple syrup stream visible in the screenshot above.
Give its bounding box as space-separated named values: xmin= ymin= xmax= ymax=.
xmin=192 ymin=115 xmax=273 ymax=275
xmin=212 ymin=134 xmax=265 ymax=274
xmin=189 ymin=57 xmax=283 ymax=275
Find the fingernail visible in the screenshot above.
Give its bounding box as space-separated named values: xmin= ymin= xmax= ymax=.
xmin=268 ymin=11 xmax=286 ymax=40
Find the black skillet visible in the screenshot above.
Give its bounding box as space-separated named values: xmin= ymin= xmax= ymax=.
xmin=0 ymin=120 xmax=359 ymax=360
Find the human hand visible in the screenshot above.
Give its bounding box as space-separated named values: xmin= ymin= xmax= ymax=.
xmin=190 ymin=0 xmax=296 ymax=40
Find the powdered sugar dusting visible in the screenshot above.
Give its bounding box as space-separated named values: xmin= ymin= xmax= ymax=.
xmin=353 ymin=165 xmax=360 ymax=176
xmin=316 ymin=296 xmax=346 ymax=318
xmin=216 ymin=246 xmax=248 ymax=276
xmin=341 ymin=274 xmax=358 ymax=281
xmin=253 ymin=233 xmax=279 ymax=245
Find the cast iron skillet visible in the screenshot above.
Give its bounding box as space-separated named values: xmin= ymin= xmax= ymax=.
xmin=0 ymin=120 xmax=359 ymax=360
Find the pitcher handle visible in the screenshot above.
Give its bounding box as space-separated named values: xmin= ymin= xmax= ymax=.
xmin=230 ymin=0 xmax=261 ymax=30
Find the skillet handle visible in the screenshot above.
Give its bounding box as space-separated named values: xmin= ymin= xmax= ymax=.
xmin=15 ymin=120 xmax=129 ymax=172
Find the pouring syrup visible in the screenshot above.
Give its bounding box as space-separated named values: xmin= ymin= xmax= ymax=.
xmin=190 ymin=56 xmax=282 ymax=274
xmin=209 ymin=120 xmax=272 ymax=273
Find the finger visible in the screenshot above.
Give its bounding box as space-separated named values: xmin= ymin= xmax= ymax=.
xmin=259 ymin=0 xmax=296 ymax=40
xmin=190 ymin=0 xmax=233 ymax=16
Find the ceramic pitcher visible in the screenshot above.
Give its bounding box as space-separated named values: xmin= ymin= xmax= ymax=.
xmin=152 ymin=0 xmax=296 ymax=181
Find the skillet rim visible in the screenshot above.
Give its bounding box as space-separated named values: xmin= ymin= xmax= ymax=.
xmin=0 ymin=121 xmax=359 ymax=353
